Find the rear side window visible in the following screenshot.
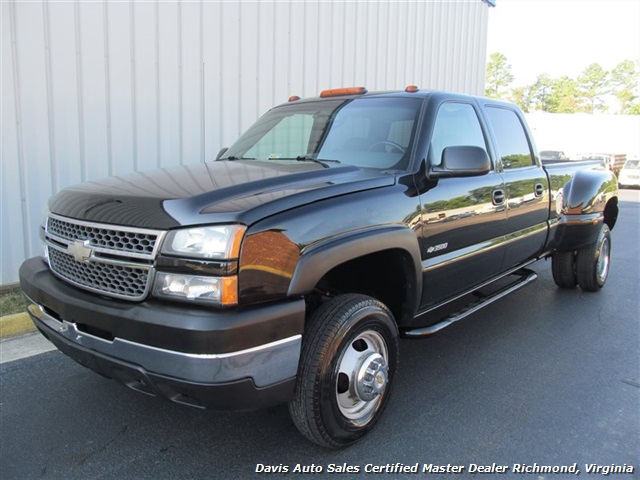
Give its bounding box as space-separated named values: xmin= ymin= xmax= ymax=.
xmin=430 ymin=103 xmax=487 ymax=166
xmin=485 ymin=107 xmax=534 ymax=169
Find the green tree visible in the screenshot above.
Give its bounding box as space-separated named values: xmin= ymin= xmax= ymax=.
xmin=577 ymin=63 xmax=609 ymax=113
xmin=530 ymin=73 xmax=554 ymax=111
xmin=508 ymin=85 xmax=534 ymax=112
xmin=548 ymin=76 xmax=580 ymax=113
xmin=610 ymin=59 xmax=640 ymax=114
xmin=485 ymin=52 xmax=514 ymax=99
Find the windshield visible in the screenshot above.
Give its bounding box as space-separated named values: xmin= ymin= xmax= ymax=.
xmin=624 ymin=160 xmax=639 ymax=169
xmin=223 ymin=97 xmax=423 ymax=170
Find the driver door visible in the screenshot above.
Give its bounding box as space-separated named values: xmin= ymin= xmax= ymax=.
xmin=418 ymin=101 xmax=507 ymax=309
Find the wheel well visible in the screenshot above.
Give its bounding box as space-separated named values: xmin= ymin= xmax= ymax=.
xmin=310 ymin=249 xmax=417 ymax=326
xmin=604 ymin=197 xmax=618 ymax=230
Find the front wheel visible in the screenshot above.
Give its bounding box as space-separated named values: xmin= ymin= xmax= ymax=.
xmin=576 ymin=223 xmax=611 ymax=292
xmin=288 ymin=294 xmax=399 ymax=448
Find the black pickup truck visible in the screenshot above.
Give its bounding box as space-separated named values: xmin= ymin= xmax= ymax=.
xmin=20 ymin=87 xmax=619 ymax=448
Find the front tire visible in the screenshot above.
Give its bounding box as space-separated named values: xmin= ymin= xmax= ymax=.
xmin=288 ymin=294 xmax=399 ymax=449
xmin=576 ymin=223 xmax=611 ymax=291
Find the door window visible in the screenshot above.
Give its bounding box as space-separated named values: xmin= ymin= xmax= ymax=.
xmin=430 ymin=103 xmax=487 ymax=166
xmin=485 ymin=107 xmax=534 ymax=169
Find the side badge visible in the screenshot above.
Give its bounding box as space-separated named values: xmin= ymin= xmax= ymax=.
xmin=427 ymin=242 xmax=448 ymax=254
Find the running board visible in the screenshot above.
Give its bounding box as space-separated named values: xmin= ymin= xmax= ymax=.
xmin=403 ymin=269 xmax=538 ymax=337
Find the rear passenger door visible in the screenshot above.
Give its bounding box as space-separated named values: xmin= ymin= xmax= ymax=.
xmin=419 ymin=101 xmax=507 ymax=308
xmin=483 ymin=105 xmax=549 ymax=269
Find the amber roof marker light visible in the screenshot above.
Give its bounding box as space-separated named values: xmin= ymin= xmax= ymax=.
xmin=405 ymin=85 xmax=420 ymax=93
xmin=320 ymin=86 xmax=368 ymax=98
xmin=288 ymin=95 xmax=301 ymax=102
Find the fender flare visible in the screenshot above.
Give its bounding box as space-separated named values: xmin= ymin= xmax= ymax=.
xmin=287 ymin=226 xmax=423 ymax=316
xmin=559 ymin=168 xmax=618 ymax=217
xmin=552 ymin=168 xmax=618 ymax=252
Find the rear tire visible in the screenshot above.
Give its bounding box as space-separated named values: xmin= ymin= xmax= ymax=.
xmin=552 ymin=251 xmax=577 ymax=288
xmin=576 ymin=223 xmax=611 ymax=292
xmin=288 ymin=294 xmax=399 ymax=449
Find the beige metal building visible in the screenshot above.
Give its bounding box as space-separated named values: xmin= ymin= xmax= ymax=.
xmin=1 ymin=0 xmax=493 ymax=285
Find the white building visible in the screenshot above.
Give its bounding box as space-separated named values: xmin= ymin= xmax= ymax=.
xmin=1 ymin=0 xmax=493 ymax=285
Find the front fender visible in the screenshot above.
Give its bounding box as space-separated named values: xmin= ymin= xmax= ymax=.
xmin=288 ymin=226 xmax=423 ymax=313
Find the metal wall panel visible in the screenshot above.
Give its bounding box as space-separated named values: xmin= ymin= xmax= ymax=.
xmin=1 ymin=0 xmax=489 ymax=285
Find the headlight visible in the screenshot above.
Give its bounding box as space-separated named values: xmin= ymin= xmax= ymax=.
xmin=155 ymin=224 xmax=245 ymax=305
xmin=154 ymin=272 xmax=238 ymax=305
xmin=162 ymin=225 xmax=245 ymax=259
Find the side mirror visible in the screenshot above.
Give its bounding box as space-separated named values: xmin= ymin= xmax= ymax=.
xmin=429 ymin=145 xmax=491 ymax=178
xmin=216 ymin=147 xmax=229 ymax=160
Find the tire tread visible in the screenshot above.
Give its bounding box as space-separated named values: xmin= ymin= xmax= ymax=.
xmin=552 ymin=251 xmax=577 ymax=288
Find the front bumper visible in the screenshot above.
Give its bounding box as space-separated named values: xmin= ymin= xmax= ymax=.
xmin=20 ymin=257 xmax=305 ymax=410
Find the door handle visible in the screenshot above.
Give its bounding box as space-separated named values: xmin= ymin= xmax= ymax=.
xmin=534 ymin=183 xmax=544 ymax=197
xmin=492 ymin=189 xmax=505 ymax=205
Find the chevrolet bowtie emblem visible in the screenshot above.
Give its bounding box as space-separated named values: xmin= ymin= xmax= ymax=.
xmin=67 ymin=240 xmax=93 ymax=263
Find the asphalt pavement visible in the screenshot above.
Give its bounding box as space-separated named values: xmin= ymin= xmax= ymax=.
xmin=1 ymin=190 xmax=638 ymax=480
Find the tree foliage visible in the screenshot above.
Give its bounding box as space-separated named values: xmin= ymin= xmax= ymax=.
xmin=508 ymin=86 xmax=534 ymax=113
xmin=549 ymin=76 xmax=581 ymax=113
xmin=610 ymin=60 xmax=640 ymax=114
xmin=485 ymin=53 xmax=640 ymax=115
xmin=485 ymin=52 xmax=514 ymax=99
xmin=530 ymin=74 xmax=554 ymax=111
xmin=577 ymin=63 xmax=609 ymax=113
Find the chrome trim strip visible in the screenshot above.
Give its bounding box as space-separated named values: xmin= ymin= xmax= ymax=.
xmin=422 ymin=222 xmax=548 ymax=273
xmin=422 ymin=237 xmax=504 ymax=273
xmin=501 ymin=222 xmax=548 ymax=247
xmin=44 ymin=232 xmax=160 ymax=262
xmin=44 ymin=239 xmax=153 ymax=269
xmin=26 ymin=298 xmax=301 ymax=388
xmin=557 ymin=213 xmax=603 ymax=226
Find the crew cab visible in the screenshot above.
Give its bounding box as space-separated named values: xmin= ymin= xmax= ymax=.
xmin=20 ymin=87 xmax=619 ymax=448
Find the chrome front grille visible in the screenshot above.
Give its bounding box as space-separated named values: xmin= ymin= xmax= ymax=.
xmin=48 ymin=249 xmax=150 ymax=298
xmin=47 ymin=216 xmax=159 ymax=256
xmin=44 ymin=214 xmax=165 ymax=301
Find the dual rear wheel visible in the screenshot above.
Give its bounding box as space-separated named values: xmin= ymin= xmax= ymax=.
xmin=552 ymin=223 xmax=611 ymax=291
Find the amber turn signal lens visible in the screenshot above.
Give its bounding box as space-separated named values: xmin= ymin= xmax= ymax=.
xmin=320 ymin=86 xmax=367 ymax=97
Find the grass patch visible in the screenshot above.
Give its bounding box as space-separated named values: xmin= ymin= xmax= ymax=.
xmin=0 ymin=288 xmax=26 ymax=317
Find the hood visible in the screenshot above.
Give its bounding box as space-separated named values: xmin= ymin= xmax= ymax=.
xmin=49 ymin=160 xmax=396 ymax=228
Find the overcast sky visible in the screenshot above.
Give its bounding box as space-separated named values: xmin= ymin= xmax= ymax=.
xmin=486 ymin=0 xmax=640 ymax=86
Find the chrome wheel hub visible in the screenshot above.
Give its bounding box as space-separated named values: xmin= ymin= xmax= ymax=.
xmin=335 ymin=330 xmax=389 ymax=426
xmin=597 ymin=237 xmax=610 ymax=283
xmin=356 ymin=354 xmax=388 ymax=401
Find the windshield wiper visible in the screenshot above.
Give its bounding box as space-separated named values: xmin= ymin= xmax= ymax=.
xmin=292 ymin=156 xmax=341 ymax=168
xmin=222 ymin=156 xmax=256 ymax=161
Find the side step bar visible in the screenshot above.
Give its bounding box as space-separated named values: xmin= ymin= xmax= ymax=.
xmin=403 ymin=269 xmax=538 ymax=337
